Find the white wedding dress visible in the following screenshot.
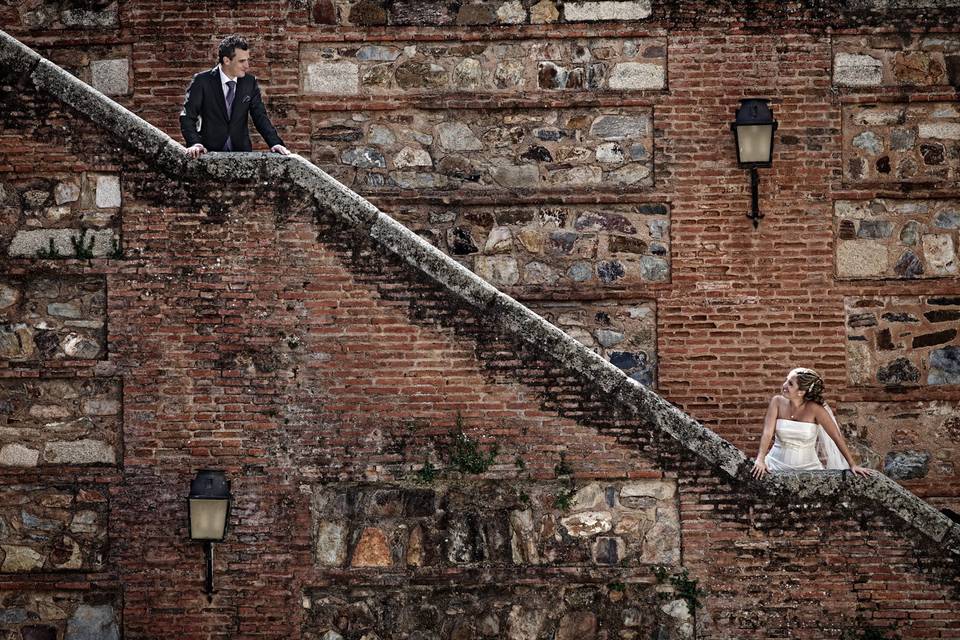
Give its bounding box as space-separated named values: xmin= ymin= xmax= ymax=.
xmin=764 ymin=418 xmax=850 ymax=472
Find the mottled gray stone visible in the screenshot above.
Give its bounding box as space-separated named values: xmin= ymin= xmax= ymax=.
xmin=607 ymin=62 xmax=664 ymax=89
xmin=933 ymin=210 xmax=960 ymax=228
xmin=90 ymin=59 xmax=129 ymax=96
xmin=567 ymin=262 xmax=593 ymax=282
xmin=452 ymin=58 xmax=483 ymax=88
xmin=55 ymin=181 xmax=81 ymax=205
xmin=368 ymin=125 xmax=396 ymax=146
xmin=47 ymin=302 xmax=82 ymax=318
xmin=43 ymin=439 xmax=115 ymax=465
xmin=82 ymin=399 xmax=120 ymax=415
xmin=857 ymin=219 xmax=893 ymax=238
xmin=890 ymin=128 xmax=915 ymax=151
xmin=476 ymin=255 xmax=520 ymax=287
xmin=852 ymin=131 xmax=883 ymax=155
xmin=341 ymin=147 xmax=386 ymax=168
xmin=66 ymin=605 xmax=119 ymax=640
xmin=609 ymin=163 xmax=651 ymax=185
xmin=640 ymin=256 xmax=669 ymax=281
xmin=436 ymin=122 xmax=483 ymax=151
xmin=492 ymin=165 xmax=540 ymax=188
xmin=484 ymin=226 xmax=513 ymax=253
xmin=0 ymin=283 xmax=19 ymax=309
xmin=356 ymin=45 xmax=401 ymax=61
xmin=595 ymin=329 xmax=625 ymax=347
xmin=393 ymin=147 xmax=432 ymax=169
xmin=852 ymin=107 xmax=904 ymax=126
xmin=595 ymin=142 xmax=624 ymax=163
xmin=589 ymin=115 xmax=649 ymax=140
xmin=304 ymin=62 xmax=360 ymax=95
xmin=884 ymin=451 xmax=931 ymax=480
xmin=564 ymin=0 xmax=652 ymax=21
xmin=900 ymin=220 xmax=921 ymax=245
xmin=834 ymin=53 xmax=883 ymax=86
xmin=918 ymin=122 xmax=960 ymax=139
xmin=0 ymin=443 xmax=40 ymax=467
xmin=315 ymin=521 xmax=347 ymax=566
xmin=929 ymin=346 xmax=960 ymax=384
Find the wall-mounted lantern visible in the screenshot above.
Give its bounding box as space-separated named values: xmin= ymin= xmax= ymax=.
xmin=731 ymin=98 xmax=778 ymax=229
xmin=187 ymin=470 xmax=232 ymax=602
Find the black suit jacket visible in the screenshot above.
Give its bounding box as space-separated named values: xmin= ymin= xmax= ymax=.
xmin=179 ymin=67 xmax=283 ymax=152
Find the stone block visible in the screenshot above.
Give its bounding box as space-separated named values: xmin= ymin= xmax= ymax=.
xmin=607 ymin=62 xmax=664 ymax=89
xmin=303 ymin=61 xmax=360 ymax=95
xmin=8 ymin=228 xmax=117 ymax=258
xmin=90 ymin=59 xmax=129 ymax=96
xmin=43 ymin=439 xmax=116 ymax=465
xmin=834 ymin=53 xmax=883 ymax=86
xmin=95 ymin=175 xmax=121 ymax=208
xmin=0 ymin=544 xmax=43 ymax=571
xmin=564 ymin=0 xmax=652 ymax=22
xmin=350 ymin=527 xmax=392 ymax=566
xmin=0 ymin=444 xmax=40 ymax=467
xmin=836 ymin=240 xmax=888 ymax=277
xmin=315 ymin=521 xmax=347 ymax=566
xmin=66 ymin=604 xmax=119 ymax=640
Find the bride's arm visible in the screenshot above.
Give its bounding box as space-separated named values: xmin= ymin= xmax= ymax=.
xmin=814 ymin=404 xmax=872 ymax=477
xmin=751 ymin=396 xmax=779 ymax=478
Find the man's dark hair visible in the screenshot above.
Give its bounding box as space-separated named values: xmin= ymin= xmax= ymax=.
xmin=218 ymin=35 xmax=249 ymax=64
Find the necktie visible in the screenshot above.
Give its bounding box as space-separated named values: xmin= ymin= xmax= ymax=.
xmin=224 ymin=80 xmax=236 ymax=151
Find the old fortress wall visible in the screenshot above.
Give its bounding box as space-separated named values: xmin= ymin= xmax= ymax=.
xmin=1 ymin=1 xmax=960 ymax=638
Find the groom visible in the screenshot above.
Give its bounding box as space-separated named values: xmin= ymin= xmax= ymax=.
xmin=179 ymin=35 xmax=290 ymax=158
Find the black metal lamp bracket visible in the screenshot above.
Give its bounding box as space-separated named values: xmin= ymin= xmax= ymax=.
xmin=748 ymin=166 xmax=764 ymax=229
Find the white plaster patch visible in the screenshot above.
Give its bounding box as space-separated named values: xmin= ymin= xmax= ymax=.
xmin=304 ymin=62 xmax=360 ymax=95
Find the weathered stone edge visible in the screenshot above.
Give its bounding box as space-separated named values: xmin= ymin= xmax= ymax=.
xmin=3 ymin=29 xmax=955 ymax=554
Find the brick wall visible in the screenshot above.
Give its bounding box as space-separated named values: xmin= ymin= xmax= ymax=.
xmin=2 ymin=1 xmax=960 ymax=638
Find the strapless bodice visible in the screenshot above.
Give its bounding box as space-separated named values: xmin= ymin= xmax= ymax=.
xmin=765 ymin=418 xmax=824 ymax=471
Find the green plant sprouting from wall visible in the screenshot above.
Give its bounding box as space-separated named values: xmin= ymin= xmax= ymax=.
xmin=70 ymin=229 xmax=96 ymax=259
xmin=653 ymin=565 xmax=706 ymax=612
xmin=35 ymin=237 xmax=61 ymax=259
xmin=551 ymin=451 xmax=577 ymax=511
xmin=449 ymin=413 xmax=498 ymax=474
xmin=415 ymin=459 xmax=438 ymax=483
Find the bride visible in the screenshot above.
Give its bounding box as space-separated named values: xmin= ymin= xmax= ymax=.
xmin=752 ymin=368 xmax=871 ymax=478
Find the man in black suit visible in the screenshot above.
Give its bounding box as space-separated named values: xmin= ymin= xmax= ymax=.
xmin=180 ymin=35 xmax=290 ymax=158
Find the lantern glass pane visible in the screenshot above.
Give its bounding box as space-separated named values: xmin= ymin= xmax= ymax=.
xmin=189 ymin=498 xmax=228 ymax=540
xmin=736 ymin=124 xmax=773 ymax=164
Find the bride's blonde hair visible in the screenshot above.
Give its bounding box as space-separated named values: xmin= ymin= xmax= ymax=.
xmin=790 ymin=367 xmax=825 ymax=405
